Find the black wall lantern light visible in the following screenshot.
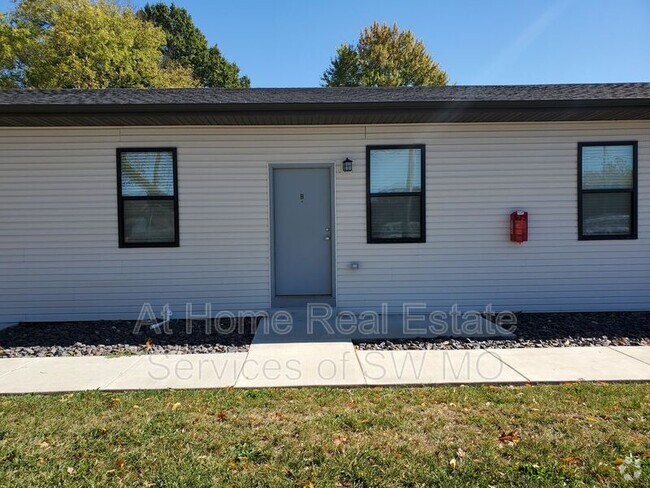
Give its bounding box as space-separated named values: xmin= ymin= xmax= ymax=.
xmin=342 ymin=157 xmax=353 ymax=172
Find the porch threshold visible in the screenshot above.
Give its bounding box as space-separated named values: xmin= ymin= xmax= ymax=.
xmin=271 ymin=296 xmax=335 ymax=308
xmin=255 ymin=307 xmax=514 ymax=345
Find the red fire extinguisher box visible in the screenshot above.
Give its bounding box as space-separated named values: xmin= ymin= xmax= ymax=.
xmin=510 ymin=211 xmax=528 ymax=243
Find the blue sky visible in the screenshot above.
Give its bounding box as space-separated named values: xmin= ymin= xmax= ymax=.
xmin=2 ymin=0 xmax=649 ymax=87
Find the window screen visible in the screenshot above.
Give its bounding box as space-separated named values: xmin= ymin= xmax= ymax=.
xmin=578 ymin=142 xmax=636 ymax=239
xmin=367 ymin=146 xmax=425 ymax=243
xmin=117 ymin=149 xmax=179 ymax=247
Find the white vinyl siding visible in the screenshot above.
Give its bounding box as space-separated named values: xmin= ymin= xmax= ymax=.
xmin=1 ymin=120 xmax=649 ymax=324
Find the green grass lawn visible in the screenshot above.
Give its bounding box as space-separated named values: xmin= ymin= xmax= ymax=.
xmin=1 ymin=384 xmax=649 ymax=487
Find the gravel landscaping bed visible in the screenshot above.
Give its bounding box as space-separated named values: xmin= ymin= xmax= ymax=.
xmin=355 ymin=311 xmax=650 ymax=350
xmin=0 ymin=319 xmax=258 ymax=358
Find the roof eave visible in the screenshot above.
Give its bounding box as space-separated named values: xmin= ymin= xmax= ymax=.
xmin=2 ymin=98 xmax=650 ymax=126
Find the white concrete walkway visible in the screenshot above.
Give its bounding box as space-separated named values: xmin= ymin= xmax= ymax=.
xmin=0 ymin=346 xmax=649 ymax=393
xmin=1 ymin=309 xmax=648 ymax=392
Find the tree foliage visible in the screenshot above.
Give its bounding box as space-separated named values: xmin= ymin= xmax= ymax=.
xmin=322 ymin=22 xmax=448 ymax=87
xmin=322 ymin=44 xmax=360 ymax=87
xmin=0 ymin=0 xmax=197 ymax=89
xmin=0 ymin=13 xmax=19 ymax=88
xmin=139 ymin=3 xmax=250 ymax=88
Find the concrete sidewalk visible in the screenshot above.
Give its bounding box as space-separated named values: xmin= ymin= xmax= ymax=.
xmin=0 ymin=345 xmax=649 ymax=393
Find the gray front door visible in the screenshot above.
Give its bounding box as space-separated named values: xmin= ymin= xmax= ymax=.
xmin=273 ymin=167 xmax=332 ymax=296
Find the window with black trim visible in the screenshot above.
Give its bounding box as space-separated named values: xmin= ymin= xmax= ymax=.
xmin=578 ymin=141 xmax=637 ymax=240
xmin=117 ymin=148 xmax=179 ymax=247
xmin=367 ymin=145 xmax=425 ymax=243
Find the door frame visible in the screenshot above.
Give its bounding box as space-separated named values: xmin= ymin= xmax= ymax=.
xmin=269 ymin=163 xmax=336 ymax=305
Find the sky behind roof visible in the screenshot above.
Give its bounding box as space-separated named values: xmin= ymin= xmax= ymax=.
xmin=2 ymin=0 xmax=649 ymax=88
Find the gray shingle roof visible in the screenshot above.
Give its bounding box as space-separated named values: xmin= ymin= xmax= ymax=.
xmin=1 ymin=83 xmax=650 ymax=106
xmin=1 ymin=83 xmax=650 ymax=126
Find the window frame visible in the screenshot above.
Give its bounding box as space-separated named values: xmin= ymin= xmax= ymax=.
xmin=366 ymin=144 xmax=426 ymax=244
xmin=116 ymin=147 xmax=180 ymax=248
xmin=577 ymin=141 xmax=638 ymax=241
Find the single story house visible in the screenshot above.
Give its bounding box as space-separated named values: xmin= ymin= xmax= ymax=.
xmin=0 ymin=83 xmax=648 ymax=327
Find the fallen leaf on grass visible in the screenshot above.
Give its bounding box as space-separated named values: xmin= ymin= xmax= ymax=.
xmin=333 ymin=435 xmax=347 ymax=447
xmin=449 ymin=458 xmax=457 ymax=470
xmin=115 ymin=459 xmax=125 ymax=469
xmin=613 ymin=458 xmax=625 ymax=466
xmin=561 ymin=456 xmax=581 ymax=464
xmin=67 ymin=467 xmax=76 ymax=475
xmin=39 ymin=441 xmax=50 ymax=449
xmin=456 ymin=448 xmax=466 ymax=459
xmin=585 ymin=416 xmax=598 ymax=422
xmin=170 ymin=402 xmax=182 ymax=411
xmin=215 ymin=411 xmax=227 ymax=421
xmin=498 ymin=431 xmax=521 ymax=446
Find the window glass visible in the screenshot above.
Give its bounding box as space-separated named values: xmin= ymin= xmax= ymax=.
xmin=369 ymin=195 xmax=421 ymax=240
xmin=118 ymin=149 xmax=178 ymax=247
xmin=121 ymin=151 xmax=175 ymax=196
xmin=582 ymin=192 xmax=632 ymax=237
xmin=579 ymin=142 xmax=636 ymax=240
xmin=581 ymin=145 xmax=633 ymax=190
xmin=123 ymin=200 xmax=176 ymax=244
xmin=369 ymin=148 xmax=422 ymax=193
xmin=368 ymin=146 xmax=424 ymax=242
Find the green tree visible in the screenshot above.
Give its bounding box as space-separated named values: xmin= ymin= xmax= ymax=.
xmin=0 ymin=0 xmax=196 ymax=89
xmin=0 ymin=13 xmax=18 ymax=88
xmin=139 ymin=3 xmax=250 ymax=88
xmin=322 ymin=44 xmax=361 ymax=87
xmin=322 ymin=22 xmax=448 ymax=87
